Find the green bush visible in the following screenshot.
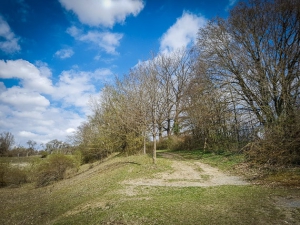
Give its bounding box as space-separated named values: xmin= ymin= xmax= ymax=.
xmin=0 ymin=163 xmax=27 ymax=187
xmin=39 ymin=150 xmax=48 ymax=158
xmin=156 ymin=136 xmax=183 ymax=151
xmin=0 ymin=163 xmax=8 ymax=187
xmin=35 ymin=154 xmax=76 ymax=187
xmin=156 ymin=138 xmax=169 ymax=150
xmin=5 ymin=167 xmax=27 ymax=187
xmin=80 ymin=147 xmax=106 ymax=163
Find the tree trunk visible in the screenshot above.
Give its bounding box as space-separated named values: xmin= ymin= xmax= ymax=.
xmin=153 ymin=134 xmax=156 ymax=164
xmin=143 ymin=132 xmax=146 ymax=154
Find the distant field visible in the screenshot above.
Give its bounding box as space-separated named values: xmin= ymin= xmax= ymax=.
xmin=0 ymin=152 xmax=299 ymax=225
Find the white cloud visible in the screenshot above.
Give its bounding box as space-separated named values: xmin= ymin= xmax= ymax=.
xmin=59 ymin=0 xmax=144 ymax=27
xmin=67 ymin=26 xmax=123 ymax=55
xmin=0 ymin=59 xmax=39 ymax=79
xmin=66 ymin=128 xmax=76 ymax=134
xmin=0 ymin=81 xmax=6 ymax=91
xmin=35 ymin=61 xmax=52 ymax=77
xmin=1 ymin=105 xmax=86 ymax=146
xmin=93 ymin=68 xmax=113 ymax=79
xmin=0 ymin=59 xmax=112 ymax=146
xmin=55 ymin=48 xmax=74 ymax=59
xmin=19 ymin=131 xmax=37 ymax=138
xmin=79 ymin=31 xmax=123 ymax=55
xmin=0 ymin=59 xmax=54 ymax=94
xmin=66 ymin=26 xmax=81 ymax=37
xmin=160 ymin=12 xmax=207 ymax=54
xmin=53 ymin=68 xmax=112 ymax=109
xmin=0 ymin=59 xmax=112 ymax=109
xmin=12 ymin=110 xmax=44 ymax=120
xmin=53 ymin=70 xmax=96 ymax=108
xmin=0 ymin=86 xmax=50 ymax=111
xmin=0 ymin=16 xmax=21 ymax=54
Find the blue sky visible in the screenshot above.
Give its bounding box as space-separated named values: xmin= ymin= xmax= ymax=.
xmin=0 ymin=0 xmax=236 ymax=147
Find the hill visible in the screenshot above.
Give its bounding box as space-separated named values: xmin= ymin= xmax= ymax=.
xmin=0 ymin=152 xmax=299 ymax=224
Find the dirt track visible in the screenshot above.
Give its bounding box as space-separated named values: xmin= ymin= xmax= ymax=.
xmin=123 ymin=153 xmax=249 ymax=188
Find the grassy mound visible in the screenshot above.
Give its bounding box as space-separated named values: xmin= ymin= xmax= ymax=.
xmin=0 ymin=153 xmax=299 ymax=225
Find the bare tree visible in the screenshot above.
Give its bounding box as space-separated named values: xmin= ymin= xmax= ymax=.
xmin=26 ymin=140 xmax=37 ymax=157
xmin=155 ymin=48 xmax=197 ymax=137
xmin=197 ymin=0 xmax=300 ymax=163
xmin=147 ymin=63 xmax=160 ymax=164
xmin=197 ymin=0 xmax=300 ymax=129
xmin=45 ymin=139 xmax=70 ymax=154
xmin=123 ymin=68 xmax=152 ymax=154
xmin=132 ymin=58 xmax=162 ymax=163
xmin=0 ymin=132 xmax=14 ymax=156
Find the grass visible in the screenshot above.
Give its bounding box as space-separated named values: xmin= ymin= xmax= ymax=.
xmin=257 ymin=167 xmax=300 ymax=187
xmin=0 ymin=152 xmax=299 ymax=224
xmin=173 ymin=149 xmax=300 ymax=186
xmin=174 ymin=149 xmax=245 ymax=171
xmin=53 ymin=186 xmax=292 ymax=225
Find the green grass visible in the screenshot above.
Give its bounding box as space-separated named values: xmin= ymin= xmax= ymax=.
xmin=0 ymin=153 xmax=299 ymax=225
xmin=174 ymin=149 xmax=245 ymax=171
xmin=53 ymin=186 xmax=291 ymax=225
xmin=173 ymin=150 xmax=300 ymax=186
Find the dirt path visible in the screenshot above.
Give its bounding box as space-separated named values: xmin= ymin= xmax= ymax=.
xmin=122 ymin=153 xmax=249 ymax=188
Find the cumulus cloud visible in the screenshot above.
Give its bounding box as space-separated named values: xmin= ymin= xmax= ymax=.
xmin=53 ymin=68 xmax=112 ymax=108
xmin=93 ymin=68 xmax=114 ymax=79
xmin=0 ymin=59 xmax=113 ymax=109
xmin=54 ymin=70 xmax=96 ymax=108
xmin=67 ymin=26 xmax=123 ymax=55
xmin=160 ymin=12 xmax=207 ymax=54
xmin=0 ymin=59 xmax=112 ymax=146
xmin=55 ymin=48 xmax=74 ymax=59
xmin=66 ymin=128 xmax=76 ymax=134
xmin=0 ymin=16 xmax=21 ymax=54
xmin=0 ymin=59 xmax=53 ymax=94
xmin=59 ymin=0 xmax=144 ymax=27
xmin=0 ymin=86 xmax=50 ymax=111
xmin=19 ymin=131 xmax=37 ymax=138
xmin=0 ymin=103 xmax=86 ymax=146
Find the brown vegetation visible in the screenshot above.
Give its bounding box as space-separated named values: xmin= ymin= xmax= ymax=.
xmin=0 ymin=163 xmax=27 ymax=187
xmin=35 ymin=154 xmax=78 ymax=187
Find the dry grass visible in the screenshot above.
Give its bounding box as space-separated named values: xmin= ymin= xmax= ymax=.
xmin=0 ymin=153 xmax=299 ymax=225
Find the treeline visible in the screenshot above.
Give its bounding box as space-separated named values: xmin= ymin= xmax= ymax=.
xmin=73 ymin=0 xmax=300 ymax=166
xmin=0 ymin=132 xmax=80 ymax=188
xmin=0 ymin=131 xmax=74 ymax=157
xmin=1 ymin=0 xmax=299 ymax=168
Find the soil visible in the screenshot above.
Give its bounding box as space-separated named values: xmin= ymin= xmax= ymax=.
xmin=122 ymin=153 xmax=249 ymax=188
